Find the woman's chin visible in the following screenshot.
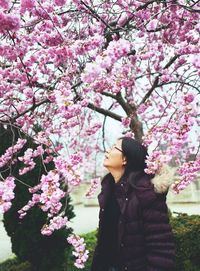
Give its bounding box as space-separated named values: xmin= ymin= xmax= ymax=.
xmin=103 ymin=159 xmax=109 ymax=168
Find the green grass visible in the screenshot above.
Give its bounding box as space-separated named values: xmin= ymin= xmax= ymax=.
xmin=0 ymin=258 xmax=31 ymax=271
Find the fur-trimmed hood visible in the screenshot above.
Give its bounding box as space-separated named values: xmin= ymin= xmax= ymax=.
xmin=151 ymin=165 xmax=176 ymax=193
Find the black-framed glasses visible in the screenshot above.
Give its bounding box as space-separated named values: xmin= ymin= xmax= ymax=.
xmin=108 ymin=144 xmax=123 ymax=153
xmin=114 ymin=146 xmax=123 ymax=152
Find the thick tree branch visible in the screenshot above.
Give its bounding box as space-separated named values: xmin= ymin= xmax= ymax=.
xmin=116 ymin=93 xmax=135 ymax=115
xmin=147 ymin=25 xmax=169 ymax=32
xmin=138 ymin=76 xmax=160 ymax=107
xmin=102 ymin=91 xmax=138 ymax=121
xmin=101 ymin=92 xmax=133 ymax=115
xmin=101 ymin=91 xmax=117 ymax=99
xmin=87 ymin=102 xmax=122 ymax=122
xmin=163 ymin=55 xmax=180 ymax=69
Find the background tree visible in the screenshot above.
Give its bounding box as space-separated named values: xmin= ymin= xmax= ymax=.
xmin=0 ymin=125 xmax=75 ymax=271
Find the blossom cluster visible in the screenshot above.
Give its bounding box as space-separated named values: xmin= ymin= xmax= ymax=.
xmin=41 ymin=215 xmax=68 ymax=235
xmin=121 ymin=117 xmax=131 ymax=129
xmin=85 ymin=177 xmax=100 ymax=198
xmin=0 ymin=177 xmax=15 ymax=213
xmin=81 ymin=39 xmax=131 ymax=85
xmin=54 ymin=154 xmax=83 ymax=187
xmin=18 ymin=171 xmax=66 ymax=219
xmin=67 ymin=234 xmax=89 ymax=269
xmin=18 ymin=146 xmax=44 ymax=175
xmin=145 ymin=150 xmax=171 ymax=175
xmin=144 ymin=92 xmax=197 ymax=191
xmin=20 ymin=0 xmax=35 ymax=14
xmin=0 ymin=0 xmax=10 ymax=9
xmin=0 ymin=11 xmax=20 ymax=32
xmin=172 ymin=159 xmax=200 ymax=194
xmin=0 ymin=139 xmax=27 ymax=168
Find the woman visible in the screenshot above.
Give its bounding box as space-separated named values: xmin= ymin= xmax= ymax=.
xmin=91 ymin=137 xmax=175 ymax=271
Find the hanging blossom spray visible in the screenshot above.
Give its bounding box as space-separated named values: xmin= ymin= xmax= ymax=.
xmin=67 ymin=234 xmax=89 ymax=269
xmin=85 ymin=177 xmax=100 ymax=198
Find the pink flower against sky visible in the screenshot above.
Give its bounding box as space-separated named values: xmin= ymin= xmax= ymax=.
xmin=0 ymin=11 xmax=20 ymax=32
xmin=0 ymin=0 xmax=10 ymax=9
xmin=81 ymin=62 xmax=104 ymax=83
xmin=54 ymin=0 xmax=68 ymax=6
xmin=20 ymin=0 xmax=35 ymax=13
xmin=146 ymin=19 xmax=158 ymax=31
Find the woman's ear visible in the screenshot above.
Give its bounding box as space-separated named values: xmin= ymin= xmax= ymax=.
xmin=122 ymin=157 xmax=127 ymax=165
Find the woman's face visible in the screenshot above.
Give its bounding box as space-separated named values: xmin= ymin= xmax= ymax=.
xmin=103 ymin=139 xmax=126 ymax=170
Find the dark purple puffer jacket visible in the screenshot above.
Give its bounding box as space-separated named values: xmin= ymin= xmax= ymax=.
xmin=91 ymin=173 xmax=175 ymax=271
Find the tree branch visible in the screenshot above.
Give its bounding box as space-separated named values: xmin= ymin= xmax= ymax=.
xmin=80 ymin=1 xmax=112 ymax=29
xmin=138 ymin=76 xmax=160 ymax=106
xmin=101 ymin=91 xmax=117 ymax=99
xmin=87 ymin=102 xmax=122 ymax=122
xmin=163 ymin=55 xmax=180 ymax=69
xmin=158 ymin=80 xmax=200 ymax=93
xmin=116 ymin=93 xmax=135 ymax=115
xmin=139 ymin=54 xmax=181 ymax=106
xmin=176 ymin=3 xmax=200 ymax=13
xmin=10 ymin=99 xmax=50 ymax=123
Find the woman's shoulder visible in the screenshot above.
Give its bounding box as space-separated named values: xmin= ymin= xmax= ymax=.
xmin=128 ymin=172 xmax=166 ymax=207
xmin=128 ymin=172 xmax=153 ymax=188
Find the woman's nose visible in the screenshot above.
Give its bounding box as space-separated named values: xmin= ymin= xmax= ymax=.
xmin=105 ymin=149 xmax=110 ymax=155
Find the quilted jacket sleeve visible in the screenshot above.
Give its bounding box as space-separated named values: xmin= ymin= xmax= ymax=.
xmin=135 ymin=177 xmax=176 ymax=271
xmin=90 ymin=175 xmax=112 ymax=271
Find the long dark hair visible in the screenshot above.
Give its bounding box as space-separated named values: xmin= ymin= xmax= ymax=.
xmin=120 ymin=137 xmax=149 ymax=183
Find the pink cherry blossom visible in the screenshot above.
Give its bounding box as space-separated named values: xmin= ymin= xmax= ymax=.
xmin=20 ymin=0 xmax=35 ymax=13
xmin=41 ymin=215 xmax=68 ymax=235
xmin=18 ymin=146 xmax=44 ymax=175
xmin=122 ymin=117 xmax=131 ymax=128
xmin=0 ymin=139 xmax=27 ymax=168
xmin=0 ymin=0 xmax=10 ymax=9
xmin=0 ymin=11 xmax=20 ymax=32
xmin=184 ymin=93 xmax=194 ymax=103
xmin=172 ymin=159 xmax=200 ymax=194
xmin=192 ymin=56 xmax=200 ymax=69
xmin=67 ymin=234 xmax=89 ymax=269
xmin=18 ymin=171 xmax=66 ymax=219
xmin=85 ymin=177 xmax=100 ymax=198
xmin=146 ymin=19 xmax=158 ymax=31
xmin=54 ymin=0 xmax=66 ymax=6
xmin=0 ymin=177 xmax=15 ymax=213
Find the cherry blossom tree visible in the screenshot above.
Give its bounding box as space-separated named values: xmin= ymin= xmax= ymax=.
xmin=0 ymin=0 xmax=200 ymax=267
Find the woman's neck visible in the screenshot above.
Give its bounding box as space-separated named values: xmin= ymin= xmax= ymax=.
xmin=109 ymin=168 xmax=125 ymax=183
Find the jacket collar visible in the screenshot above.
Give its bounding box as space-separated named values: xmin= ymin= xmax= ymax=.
xmin=98 ymin=173 xmax=132 ymax=214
